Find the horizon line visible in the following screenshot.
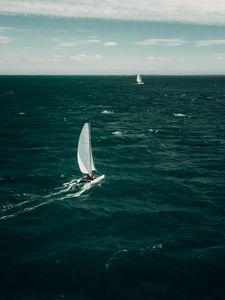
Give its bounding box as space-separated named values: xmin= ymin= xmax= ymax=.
xmin=0 ymin=74 xmax=225 ymax=76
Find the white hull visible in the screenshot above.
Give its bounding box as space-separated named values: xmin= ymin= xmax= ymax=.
xmin=91 ymin=174 xmax=105 ymax=184
xmin=76 ymin=174 xmax=105 ymax=196
xmin=136 ymin=82 xmax=144 ymax=85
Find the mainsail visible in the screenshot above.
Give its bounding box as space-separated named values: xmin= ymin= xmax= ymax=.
xmin=137 ymin=74 xmax=141 ymax=83
xmin=77 ymin=123 xmax=96 ymax=175
xmin=137 ymin=74 xmax=143 ymax=84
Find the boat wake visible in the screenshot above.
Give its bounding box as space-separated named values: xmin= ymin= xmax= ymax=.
xmin=0 ymin=194 xmax=51 ymax=221
xmin=0 ymin=179 xmax=87 ymax=221
xmin=0 ymin=178 xmax=104 ymax=222
xmin=0 ymin=122 xmax=105 ymax=221
xmin=48 ymin=178 xmax=87 ymax=199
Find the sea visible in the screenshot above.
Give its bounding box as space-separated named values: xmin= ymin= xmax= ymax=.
xmin=0 ymin=75 xmax=225 ymax=300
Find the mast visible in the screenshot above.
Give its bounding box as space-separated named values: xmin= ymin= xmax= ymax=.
xmin=88 ymin=122 xmax=92 ymax=176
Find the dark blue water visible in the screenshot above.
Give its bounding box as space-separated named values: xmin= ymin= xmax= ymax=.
xmin=0 ymin=76 xmax=225 ymax=300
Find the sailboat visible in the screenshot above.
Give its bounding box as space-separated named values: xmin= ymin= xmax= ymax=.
xmin=136 ymin=74 xmax=144 ymax=85
xmin=76 ymin=123 xmax=105 ymax=190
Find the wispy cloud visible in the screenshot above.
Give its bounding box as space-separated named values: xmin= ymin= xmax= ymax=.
xmin=0 ymin=27 xmax=15 ymax=32
xmin=70 ymin=54 xmax=90 ymax=61
xmin=55 ymin=37 xmax=101 ymax=49
xmin=216 ymin=53 xmax=225 ymax=60
xmin=104 ymin=41 xmax=117 ymax=47
xmin=0 ymin=26 xmax=40 ymax=33
xmin=82 ymin=38 xmax=101 ymax=44
xmin=56 ymin=42 xmax=76 ymax=49
xmin=70 ymin=54 xmax=103 ymax=61
xmin=32 ymin=56 xmax=63 ymax=63
xmin=148 ymin=56 xmax=167 ymax=60
xmin=196 ymin=39 xmax=225 ymax=46
xmin=0 ymin=35 xmax=13 ymax=44
xmin=1 ymin=0 xmax=225 ymax=25
xmin=134 ymin=38 xmax=187 ymax=46
xmin=95 ymin=54 xmax=103 ymax=59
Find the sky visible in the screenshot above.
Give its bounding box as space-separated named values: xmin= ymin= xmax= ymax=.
xmin=0 ymin=0 xmax=225 ymax=75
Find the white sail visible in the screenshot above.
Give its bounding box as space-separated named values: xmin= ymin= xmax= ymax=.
xmin=136 ymin=74 xmax=144 ymax=84
xmin=77 ymin=123 xmax=96 ymax=175
xmin=137 ymin=74 xmax=141 ymax=83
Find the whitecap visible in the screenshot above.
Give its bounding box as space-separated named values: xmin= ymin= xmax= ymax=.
xmin=7 ymin=90 xmax=14 ymax=95
xmin=174 ymin=113 xmax=186 ymax=117
xmin=112 ymin=130 xmax=127 ymax=136
xmin=101 ymin=110 xmax=114 ymax=114
xmin=148 ymin=129 xmax=158 ymax=133
xmin=105 ymin=248 xmax=128 ymax=270
xmin=152 ymin=243 xmax=163 ymax=250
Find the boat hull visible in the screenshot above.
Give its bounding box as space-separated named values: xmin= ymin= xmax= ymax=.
xmin=75 ymin=174 xmax=105 ymax=196
xmin=91 ymin=174 xmax=105 ymax=185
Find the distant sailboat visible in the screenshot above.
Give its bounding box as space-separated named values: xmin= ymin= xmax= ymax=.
xmin=76 ymin=123 xmax=105 ymax=191
xmin=136 ymin=74 xmax=144 ymax=85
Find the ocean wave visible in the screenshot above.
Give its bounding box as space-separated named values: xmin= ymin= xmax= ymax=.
xmin=112 ymin=130 xmax=128 ymax=136
xmin=173 ymin=113 xmax=186 ymax=117
xmin=101 ymin=110 xmax=114 ymax=114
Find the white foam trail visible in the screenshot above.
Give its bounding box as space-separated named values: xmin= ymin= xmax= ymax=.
xmin=47 ymin=178 xmax=81 ymax=198
xmin=0 ymin=198 xmax=55 ymax=220
xmin=0 ymin=193 xmax=52 ymax=221
xmin=1 ymin=199 xmax=30 ymax=212
xmin=0 ymin=213 xmax=17 ymax=220
xmin=57 ymin=191 xmax=84 ymax=200
xmin=0 ymin=178 xmax=88 ymax=221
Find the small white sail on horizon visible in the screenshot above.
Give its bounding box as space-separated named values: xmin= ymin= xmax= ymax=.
xmin=136 ymin=74 xmax=144 ymax=85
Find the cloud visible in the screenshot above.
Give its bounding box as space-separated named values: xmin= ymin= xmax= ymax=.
xmin=216 ymin=53 xmax=225 ymax=60
xmin=104 ymin=41 xmax=117 ymax=47
xmin=55 ymin=38 xmax=101 ymax=49
xmin=86 ymin=36 xmax=99 ymax=39
xmin=70 ymin=54 xmax=91 ymax=61
xmin=134 ymin=38 xmax=187 ymax=46
xmin=196 ymin=39 xmax=225 ymax=46
xmin=56 ymin=42 xmax=76 ymax=48
xmin=0 ymin=27 xmax=15 ymax=32
xmin=148 ymin=56 xmax=167 ymax=60
xmin=32 ymin=56 xmax=63 ymax=63
xmin=95 ymin=54 xmax=103 ymax=59
xmin=0 ymin=26 xmax=40 ymax=33
xmin=136 ymin=38 xmax=225 ymax=48
xmin=0 ymin=35 xmax=13 ymax=44
xmin=1 ymin=0 xmax=225 ymax=25
xmin=70 ymin=54 xmax=103 ymax=61
xmin=82 ymin=38 xmax=101 ymax=44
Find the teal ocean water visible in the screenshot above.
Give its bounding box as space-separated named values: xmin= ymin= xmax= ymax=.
xmin=0 ymin=76 xmax=225 ymax=300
